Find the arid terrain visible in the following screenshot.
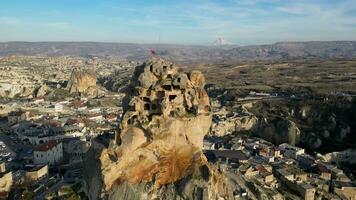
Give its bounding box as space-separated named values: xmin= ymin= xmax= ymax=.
xmin=1 ymin=41 xmax=356 ymax=62
xmin=0 ymin=42 xmax=356 ymax=199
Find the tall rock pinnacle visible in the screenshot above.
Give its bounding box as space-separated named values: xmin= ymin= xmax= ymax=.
xmin=101 ymin=57 xmax=212 ymax=188
xmin=84 ymin=57 xmax=233 ymax=200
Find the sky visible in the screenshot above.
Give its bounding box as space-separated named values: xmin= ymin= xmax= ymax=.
xmin=1 ymin=0 xmax=356 ymax=45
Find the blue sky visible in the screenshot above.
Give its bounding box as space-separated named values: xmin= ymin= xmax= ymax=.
xmin=1 ymin=0 xmax=356 ymax=45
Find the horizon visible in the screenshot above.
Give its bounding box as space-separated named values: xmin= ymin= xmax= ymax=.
xmin=1 ymin=40 xmax=356 ymax=47
xmin=1 ymin=0 xmax=356 ymax=45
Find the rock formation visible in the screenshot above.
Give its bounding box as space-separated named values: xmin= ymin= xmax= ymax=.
xmin=35 ymin=83 xmax=51 ymax=97
xmin=66 ymin=67 xmax=106 ymax=97
xmin=256 ymin=117 xmax=301 ymax=146
xmin=84 ymin=57 xmax=233 ymax=200
xmin=0 ymin=83 xmax=36 ymax=98
xmin=211 ymin=104 xmax=258 ymax=137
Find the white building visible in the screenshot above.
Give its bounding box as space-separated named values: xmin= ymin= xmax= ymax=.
xmin=34 ymin=98 xmax=45 ymax=104
xmin=279 ymin=143 xmax=305 ymax=159
xmin=87 ymin=114 xmax=104 ymax=122
xmin=54 ymin=103 xmax=64 ymax=112
xmin=63 ymin=139 xmax=90 ymax=162
xmin=33 ymin=140 xmax=63 ymax=165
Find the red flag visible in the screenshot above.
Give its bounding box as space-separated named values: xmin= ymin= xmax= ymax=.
xmin=149 ymin=48 xmax=156 ymax=55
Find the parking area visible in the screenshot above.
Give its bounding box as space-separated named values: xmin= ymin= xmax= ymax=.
xmin=0 ymin=140 xmax=16 ymax=162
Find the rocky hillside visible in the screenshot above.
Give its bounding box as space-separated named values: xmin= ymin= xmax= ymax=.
xmin=83 ymin=57 xmax=234 ymax=200
xmin=209 ymin=96 xmax=356 ymax=154
xmin=1 ymin=41 xmax=356 ymax=62
xmin=222 ymin=41 xmax=356 ymax=60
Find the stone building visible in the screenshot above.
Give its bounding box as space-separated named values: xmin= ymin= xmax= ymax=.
xmin=274 ymin=167 xmax=316 ymax=200
xmin=0 ymin=163 xmax=6 ymax=173
xmin=33 ymin=140 xmax=63 ymax=166
xmin=7 ymin=110 xmax=27 ymax=125
xmin=0 ymin=172 xmax=13 ymax=194
xmin=25 ymin=165 xmax=48 ymax=183
xmin=333 ymin=181 xmax=356 ymax=200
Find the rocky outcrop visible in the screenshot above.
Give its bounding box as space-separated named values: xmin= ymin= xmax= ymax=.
xmin=107 ymin=164 xmax=233 ymax=200
xmin=256 ymin=117 xmax=301 ymax=146
xmin=66 ymin=67 xmax=106 ymax=97
xmin=0 ymin=83 xmax=36 ymax=98
xmin=35 ymin=83 xmax=51 ymax=97
xmin=211 ymin=106 xmax=258 ymax=136
xmin=233 ymin=98 xmax=356 ymax=153
xmin=84 ymin=57 xmax=233 ymax=200
xmin=319 ymin=149 xmax=356 ymax=165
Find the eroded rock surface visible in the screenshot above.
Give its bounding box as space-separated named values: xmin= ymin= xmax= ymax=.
xmin=67 ymin=67 xmax=106 ymax=97
xmin=84 ymin=57 xmax=233 ymax=200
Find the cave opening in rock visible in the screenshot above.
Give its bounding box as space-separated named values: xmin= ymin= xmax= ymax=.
xmin=169 ymin=95 xmax=177 ymax=102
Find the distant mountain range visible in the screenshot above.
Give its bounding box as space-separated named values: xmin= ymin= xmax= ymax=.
xmin=0 ymin=41 xmax=355 ymax=62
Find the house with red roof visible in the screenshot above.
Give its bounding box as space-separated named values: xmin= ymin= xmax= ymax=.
xmin=33 ymin=140 xmax=63 ymax=165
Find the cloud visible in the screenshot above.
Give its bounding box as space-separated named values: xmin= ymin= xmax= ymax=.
xmin=2 ymin=0 xmax=356 ymax=44
xmin=103 ymin=0 xmax=354 ymax=44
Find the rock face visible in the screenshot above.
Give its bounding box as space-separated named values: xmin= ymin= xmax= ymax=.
xmin=211 ymin=106 xmax=258 ymax=136
xmin=319 ymin=149 xmax=356 ymax=165
xmin=66 ymin=67 xmax=105 ymax=97
xmin=0 ymin=83 xmax=36 ymax=98
xmin=256 ymin=117 xmax=300 ymax=146
xmin=84 ymin=57 xmax=233 ymax=200
xmin=35 ymin=83 xmax=51 ymax=97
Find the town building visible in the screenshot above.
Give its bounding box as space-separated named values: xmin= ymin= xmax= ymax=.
xmin=54 ymin=103 xmax=64 ymax=112
xmin=0 ymin=163 xmax=6 ymax=173
xmin=25 ymin=165 xmax=48 ymax=183
xmin=0 ymin=172 xmax=13 ymax=194
xmin=63 ymin=138 xmax=90 ymax=162
xmin=279 ymin=143 xmax=305 ymax=159
xmin=274 ymin=167 xmax=315 ymax=200
xmin=7 ymin=110 xmax=27 ymax=125
xmin=33 ymin=140 xmax=63 ymax=165
xmin=333 ymin=181 xmax=356 ymax=200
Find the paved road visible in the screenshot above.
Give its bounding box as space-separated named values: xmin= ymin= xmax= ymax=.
xmin=0 ymin=134 xmax=17 ymax=158
xmin=0 ymin=134 xmax=33 ymax=159
xmin=34 ymin=179 xmax=64 ymax=200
